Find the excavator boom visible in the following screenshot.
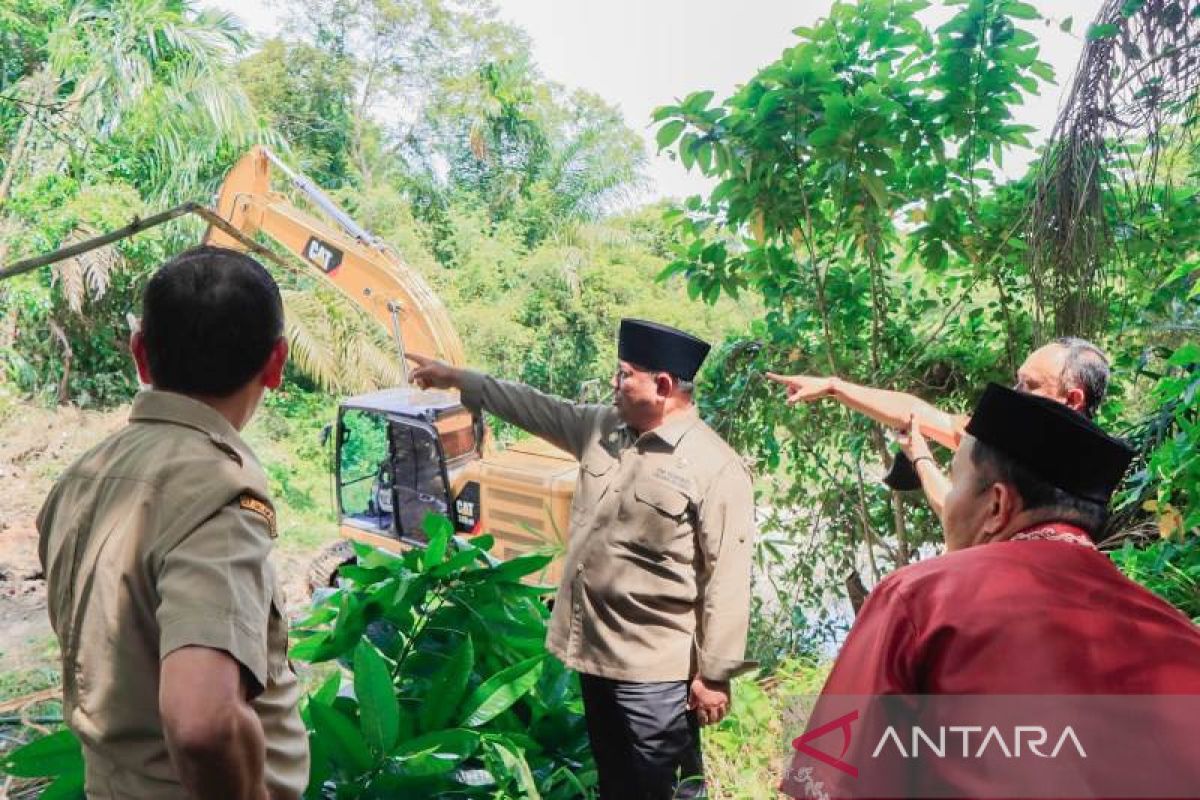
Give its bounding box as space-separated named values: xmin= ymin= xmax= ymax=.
xmin=205 ymin=146 xmax=465 ymax=371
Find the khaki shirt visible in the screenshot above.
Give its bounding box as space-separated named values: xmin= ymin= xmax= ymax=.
xmin=36 ymin=391 xmax=309 ymax=799
xmin=461 ymin=371 xmax=756 ymax=683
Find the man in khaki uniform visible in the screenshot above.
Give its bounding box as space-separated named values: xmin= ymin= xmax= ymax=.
xmin=409 ymin=319 xmax=756 ymax=800
xmin=37 ymin=246 xmax=308 ymax=799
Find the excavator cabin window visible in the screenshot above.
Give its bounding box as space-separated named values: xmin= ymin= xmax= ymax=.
xmin=337 ymin=409 xmax=392 ymax=531
xmin=388 ymin=421 xmax=450 ymax=542
xmin=337 ymin=407 xmax=454 ymax=542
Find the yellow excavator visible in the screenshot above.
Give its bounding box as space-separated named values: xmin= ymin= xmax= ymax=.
xmin=0 ymin=146 xmax=580 ymax=589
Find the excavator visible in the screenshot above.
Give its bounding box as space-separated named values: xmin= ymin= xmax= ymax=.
xmin=0 ymin=146 xmax=580 ymax=589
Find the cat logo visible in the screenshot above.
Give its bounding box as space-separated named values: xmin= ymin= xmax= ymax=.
xmin=304 ymin=237 xmax=344 ymax=273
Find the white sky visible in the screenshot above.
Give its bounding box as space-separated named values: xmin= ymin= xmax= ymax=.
xmin=199 ymin=0 xmax=1105 ymax=201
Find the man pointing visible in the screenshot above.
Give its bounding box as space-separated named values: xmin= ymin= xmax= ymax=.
xmin=409 ymin=319 xmax=757 ymax=800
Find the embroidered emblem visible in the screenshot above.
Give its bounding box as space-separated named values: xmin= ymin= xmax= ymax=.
xmin=239 ymin=494 xmax=277 ymax=538
xmin=652 ymin=466 xmax=692 ymax=492
xmin=1012 ymin=526 xmax=1095 ymax=549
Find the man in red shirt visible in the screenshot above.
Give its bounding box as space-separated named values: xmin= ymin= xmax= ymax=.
xmin=781 ymin=384 xmax=1200 ymax=799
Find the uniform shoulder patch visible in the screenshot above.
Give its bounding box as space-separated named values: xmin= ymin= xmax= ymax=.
xmin=239 ymin=493 xmax=277 ymax=538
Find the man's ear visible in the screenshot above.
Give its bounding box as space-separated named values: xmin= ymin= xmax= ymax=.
xmin=130 ymin=331 xmax=153 ymax=385
xmin=654 ymin=372 xmax=674 ymax=400
xmin=261 ymin=338 xmax=289 ymax=390
xmin=1064 ymin=386 xmax=1087 ymax=414
xmin=981 ymin=481 xmax=1021 ymax=536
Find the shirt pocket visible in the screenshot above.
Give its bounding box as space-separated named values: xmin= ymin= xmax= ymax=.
xmin=627 ymin=481 xmax=694 ymax=561
xmin=574 ymin=452 xmax=616 ymax=516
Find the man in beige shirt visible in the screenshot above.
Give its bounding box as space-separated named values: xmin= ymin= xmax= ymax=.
xmin=37 ymin=246 xmax=308 ymax=799
xmin=409 ymin=319 xmax=756 ymax=800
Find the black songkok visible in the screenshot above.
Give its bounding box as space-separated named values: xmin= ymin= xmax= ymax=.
xmin=617 ymin=319 xmax=711 ymax=381
xmin=966 ymin=383 xmax=1134 ymax=504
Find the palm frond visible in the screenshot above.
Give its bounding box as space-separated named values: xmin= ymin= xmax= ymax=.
xmin=281 ymin=290 xmax=344 ymax=392
xmin=281 ymin=287 xmax=406 ymax=394
xmin=1027 ymin=0 xmax=1200 ymax=337
xmin=49 ymin=225 xmax=120 ymax=314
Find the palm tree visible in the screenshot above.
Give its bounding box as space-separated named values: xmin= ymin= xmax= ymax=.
xmin=1 ymin=0 xmax=263 ymax=206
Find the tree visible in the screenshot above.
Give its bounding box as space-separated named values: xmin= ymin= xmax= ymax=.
xmin=653 ymin=0 xmax=1057 ymax=651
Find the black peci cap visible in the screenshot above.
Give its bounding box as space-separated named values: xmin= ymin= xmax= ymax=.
xmin=617 ymin=319 xmax=711 ymax=381
xmin=883 ymin=449 xmax=923 ymax=491
xmin=965 ymin=383 xmax=1135 ymax=504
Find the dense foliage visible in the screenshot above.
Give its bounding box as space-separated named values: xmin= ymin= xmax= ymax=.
xmin=653 ymin=0 xmax=1199 ymax=651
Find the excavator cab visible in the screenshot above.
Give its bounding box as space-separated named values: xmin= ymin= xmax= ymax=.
xmin=335 ymin=388 xmax=479 ymax=546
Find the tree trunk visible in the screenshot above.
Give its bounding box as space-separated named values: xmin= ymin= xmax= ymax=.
xmin=0 ymin=69 xmax=55 ymax=205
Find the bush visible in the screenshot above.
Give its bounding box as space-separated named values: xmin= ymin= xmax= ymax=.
xmin=291 ymin=515 xmax=593 ymax=798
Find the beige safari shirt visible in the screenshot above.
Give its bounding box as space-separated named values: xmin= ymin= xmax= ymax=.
xmin=461 ymin=371 xmax=756 ymax=683
xmin=36 ymin=391 xmax=309 ymax=799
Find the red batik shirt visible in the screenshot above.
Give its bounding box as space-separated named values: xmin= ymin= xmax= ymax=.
xmin=781 ymin=524 xmax=1200 ymax=799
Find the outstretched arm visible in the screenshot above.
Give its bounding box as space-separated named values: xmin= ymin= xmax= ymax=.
xmin=407 ymin=352 xmax=603 ymax=460
xmin=765 ymin=372 xmax=962 ymax=450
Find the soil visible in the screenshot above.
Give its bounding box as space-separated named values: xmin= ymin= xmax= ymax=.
xmin=0 ymin=402 xmax=127 ymax=677
xmin=0 ymin=400 xmax=321 ymax=685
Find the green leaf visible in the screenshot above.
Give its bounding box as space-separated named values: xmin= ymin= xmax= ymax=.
xmin=392 ymin=729 xmax=480 ymax=777
xmin=354 ymin=642 xmax=400 ymax=754
xmin=1 ymin=729 xmax=83 ymax=778
xmin=683 ymin=89 xmax=715 ymax=113
xmin=651 ymin=104 xmax=681 ymax=122
xmin=1029 ymin=60 xmax=1056 ymax=83
xmin=289 ymin=631 xmax=332 ymax=662
xmin=756 ymin=90 xmax=783 ymax=121
xmin=40 ymin=771 xmax=85 ymax=800
xmin=493 ymin=552 xmax=554 ymax=582
xmin=1120 ymin=0 xmax=1145 ymax=17
xmin=656 ymin=120 xmax=685 ymax=151
xmin=1004 ymin=1 xmax=1039 ymax=20
xmin=419 ymin=635 xmax=475 ymax=733
xmin=1167 ymin=343 xmax=1200 ymax=367
xmin=314 ymin=670 xmax=342 ymax=707
xmin=459 ymin=654 xmax=546 ymax=727
xmin=421 ymin=514 xmax=453 ymax=567
xmin=428 ymin=545 xmax=486 ymax=578
xmin=310 ymin=702 xmax=373 ymax=776
xmin=490 ymin=739 xmax=542 ymax=800
xmin=861 ymin=173 xmax=888 ymax=208
xmin=1086 ymin=23 xmax=1121 ymax=40
xmin=679 ymin=133 xmax=698 ymax=170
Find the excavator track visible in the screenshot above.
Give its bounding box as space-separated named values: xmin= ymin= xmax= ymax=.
xmin=306 ymin=539 xmax=356 ymax=595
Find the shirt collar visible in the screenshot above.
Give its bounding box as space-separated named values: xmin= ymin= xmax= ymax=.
xmin=129 ymin=389 xmax=254 ymax=463
xmin=621 ymin=406 xmax=701 ymax=449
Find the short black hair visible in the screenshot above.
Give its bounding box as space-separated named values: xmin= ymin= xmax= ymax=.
xmin=141 ymin=246 xmax=284 ymax=397
xmin=1052 ymin=337 xmax=1109 ymax=419
xmin=969 ymin=437 xmax=1109 ymax=537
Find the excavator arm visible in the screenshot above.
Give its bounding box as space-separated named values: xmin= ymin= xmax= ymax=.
xmin=204 ymin=146 xmax=465 ymax=373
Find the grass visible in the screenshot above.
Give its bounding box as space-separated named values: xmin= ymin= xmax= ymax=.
xmin=242 ymin=387 xmax=341 ymax=554
xmin=704 ymin=659 xmax=829 ymax=799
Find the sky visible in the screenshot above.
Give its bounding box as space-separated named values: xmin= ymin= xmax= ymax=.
xmin=197 ymin=0 xmax=1106 ymax=201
